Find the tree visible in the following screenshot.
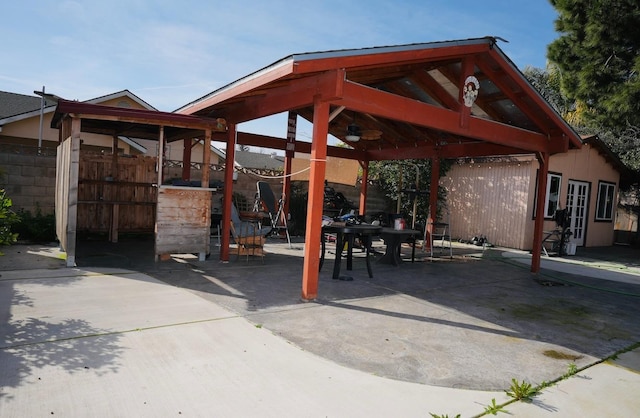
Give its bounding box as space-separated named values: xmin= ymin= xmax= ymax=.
xmin=547 ymin=0 xmax=640 ymax=128
xmin=524 ymin=64 xmax=640 ymax=173
xmin=368 ymin=159 xmax=451 ymax=228
xmin=523 ymin=64 xmax=572 ymax=117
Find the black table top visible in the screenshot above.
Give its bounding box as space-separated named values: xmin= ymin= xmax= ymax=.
xmin=322 ymin=224 xmax=382 ymax=235
xmin=380 ymin=227 xmax=421 ymax=236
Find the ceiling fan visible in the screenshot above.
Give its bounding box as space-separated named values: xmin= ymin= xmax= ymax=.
xmin=344 ymin=112 xmax=382 ymax=142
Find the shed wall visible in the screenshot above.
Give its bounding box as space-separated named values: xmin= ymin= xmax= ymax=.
xmin=443 ymin=143 xmax=621 ymax=250
xmin=442 ymin=160 xmax=534 ymax=249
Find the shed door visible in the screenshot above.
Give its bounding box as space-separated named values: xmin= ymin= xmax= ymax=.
xmin=566 ymin=180 xmax=589 ymax=246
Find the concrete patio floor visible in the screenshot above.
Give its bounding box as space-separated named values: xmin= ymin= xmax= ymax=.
xmin=1 ymin=235 xmax=639 ymax=416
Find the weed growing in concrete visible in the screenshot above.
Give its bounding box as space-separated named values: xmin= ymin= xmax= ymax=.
xmin=429 ymin=413 xmax=460 ymax=418
xmin=483 ymin=398 xmax=507 ymax=415
xmin=563 ymin=362 xmax=578 ymax=378
xmin=505 ymin=378 xmax=538 ymax=401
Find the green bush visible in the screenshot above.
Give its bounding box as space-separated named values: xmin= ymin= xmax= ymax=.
xmin=0 ymin=189 xmax=20 ymax=247
xmin=13 ymin=206 xmax=57 ymax=243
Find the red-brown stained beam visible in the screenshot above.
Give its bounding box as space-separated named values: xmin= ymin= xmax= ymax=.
xmin=222 ymin=69 xmax=345 ymax=123
xmin=337 ymin=80 xmax=551 ymax=153
xmin=486 ymin=48 xmax=581 ymax=150
xmin=178 ymin=61 xmax=295 ymax=115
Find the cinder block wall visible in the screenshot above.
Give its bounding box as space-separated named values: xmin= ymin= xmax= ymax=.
xmin=0 ymin=152 xmax=56 ymax=215
xmin=0 ymin=153 xmax=390 ymax=220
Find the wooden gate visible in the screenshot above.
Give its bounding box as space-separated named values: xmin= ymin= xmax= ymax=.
xmin=77 ymin=152 xmax=157 ymax=240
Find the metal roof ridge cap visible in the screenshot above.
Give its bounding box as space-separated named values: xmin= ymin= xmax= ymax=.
xmin=290 ymin=37 xmax=495 ymax=62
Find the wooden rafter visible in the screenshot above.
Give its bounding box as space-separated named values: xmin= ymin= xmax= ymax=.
xmin=336 ymin=80 xmax=552 ymax=153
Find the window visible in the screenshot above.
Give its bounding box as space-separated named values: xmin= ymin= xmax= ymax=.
xmin=544 ymin=173 xmax=562 ymax=218
xmin=595 ymin=181 xmax=615 ymax=221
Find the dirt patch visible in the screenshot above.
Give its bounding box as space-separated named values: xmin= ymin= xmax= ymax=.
xmin=543 ymin=349 xmax=583 ymax=361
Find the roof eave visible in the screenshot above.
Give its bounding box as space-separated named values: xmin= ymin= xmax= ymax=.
xmin=487 ymin=46 xmax=582 ymax=150
xmin=175 ymin=37 xmax=498 ymax=116
xmin=175 ymin=59 xmax=296 ymax=115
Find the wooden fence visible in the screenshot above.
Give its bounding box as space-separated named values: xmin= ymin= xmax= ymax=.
xmin=77 ymin=152 xmax=157 ymax=239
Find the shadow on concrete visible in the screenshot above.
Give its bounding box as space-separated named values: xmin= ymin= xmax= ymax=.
xmin=0 ymin=276 xmax=124 ymax=398
xmin=5 ymin=234 xmax=640 ymax=391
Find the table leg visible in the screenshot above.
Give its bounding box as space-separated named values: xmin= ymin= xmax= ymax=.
xmin=395 ymin=238 xmax=402 ymax=265
xmin=333 ymin=232 xmax=343 ymax=280
xmin=364 ymin=236 xmax=374 ymax=278
xmin=346 ymin=233 xmax=354 ymax=271
xmin=411 ymin=236 xmax=416 ymax=262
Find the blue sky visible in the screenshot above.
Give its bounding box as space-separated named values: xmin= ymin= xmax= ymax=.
xmin=1 ymin=0 xmax=559 ymax=140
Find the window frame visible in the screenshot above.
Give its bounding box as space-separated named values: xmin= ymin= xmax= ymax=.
xmin=595 ymin=181 xmax=616 ymax=222
xmin=543 ymin=172 xmax=562 ymax=219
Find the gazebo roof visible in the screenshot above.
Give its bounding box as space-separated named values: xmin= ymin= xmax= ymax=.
xmin=177 ymin=37 xmax=581 ymax=161
xmin=51 ymin=99 xmax=227 ymax=142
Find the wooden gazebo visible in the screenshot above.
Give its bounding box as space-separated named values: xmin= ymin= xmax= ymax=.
xmin=52 ymin=101 xmax=228 ymax=266
xmin=177 ymin=37 xmax=582 ymax=300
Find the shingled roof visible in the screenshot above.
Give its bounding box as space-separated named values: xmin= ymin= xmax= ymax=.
xmin=234 ymin=150 xmax=284 ymax=170
xmin=0 ymin=91 xmax=57 ymax=119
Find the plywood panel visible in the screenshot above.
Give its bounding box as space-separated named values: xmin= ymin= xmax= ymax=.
xmin=55 ymin=140 xmax=71 ymax=251
xmin=155 ymin=187 xmax=211 ymax=256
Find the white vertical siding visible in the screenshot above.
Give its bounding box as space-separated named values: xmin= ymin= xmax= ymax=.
xmin=442 ymin=160 xmax=533 ymax=249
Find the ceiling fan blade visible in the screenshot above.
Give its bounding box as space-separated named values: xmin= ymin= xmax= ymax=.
xmin=360 ymin=129 xmax=382 ymax=140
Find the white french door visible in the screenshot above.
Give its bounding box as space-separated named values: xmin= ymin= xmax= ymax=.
xmin=566 ymin=180 xmax=589 ymax=246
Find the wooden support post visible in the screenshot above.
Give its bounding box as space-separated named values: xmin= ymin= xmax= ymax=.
xmin=531 ymin=152 xmax=549 ymax=273
xmin=426 ymin=157 xmax=440 ymax=250
xmin=154 ymin=126 xmax=165 ymax=262
xmin=111 ymin=134 xmax=118 ymax=155
xmin=220 ymin=124 xmax=237 ymax=262
xmin=200 ymin=130 xmax=212 ymax=261
xmin=157 ymin=126 xmax=165 ymax=187
xmin=110 ymin=204 xmax=119 ymax=243
xmin=65 ymin=116 xmax=81 ymax=267
xmin=301 ymin=100 xmax=329 ymax=301
xmin=359 ymin=160 xmax=369 ymax=216
xmin=202 ymin=131 xmax=211 ymax=187
xmin=182 ymin=138 xmax=192 ymax=181
xmin=109 ymin=134 xmax=119 ymax=243
xmin=283 ymin=111 xmax=296 ymax=219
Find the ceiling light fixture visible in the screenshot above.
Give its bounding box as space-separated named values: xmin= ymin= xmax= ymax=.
xmin=345 ymin=113 xmax=361 ymax=142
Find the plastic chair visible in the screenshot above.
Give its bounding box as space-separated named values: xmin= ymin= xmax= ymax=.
xmin=255 ymin=181 xmax=292 ymax=248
